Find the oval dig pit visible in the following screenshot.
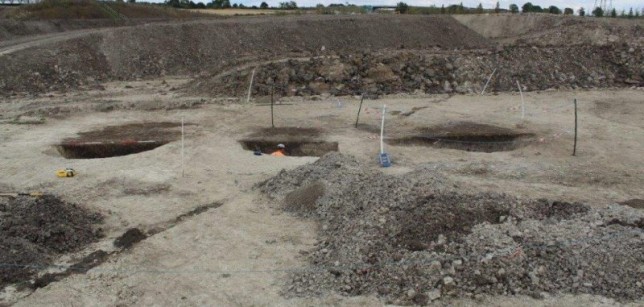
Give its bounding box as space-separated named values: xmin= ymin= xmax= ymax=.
xmin=386 ymin=122 xmax=535 ymax=153
xmin=239 ymin=127 xmax=338 ymax=157
xmin=55 ymin=122 xmax=186 ymax=159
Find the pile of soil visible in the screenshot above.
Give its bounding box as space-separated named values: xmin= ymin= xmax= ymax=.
xmin=453 ymin=14 xmax=644 ymax=46
xmin=260 ymin=153 xmax=644 ymax=304
xmin=192 ymin=44 xmax=643 ymax=97
xmin=0 ymin=15 xmax=491 ymax=95
xmin=0 ymin=195 xmax=103 ymax=289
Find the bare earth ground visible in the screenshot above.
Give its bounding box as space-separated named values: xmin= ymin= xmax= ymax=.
xmin=0 ymin=77 xmax=642 ymax=305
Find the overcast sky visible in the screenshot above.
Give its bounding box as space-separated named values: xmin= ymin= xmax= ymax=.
xmin=213 ymin=0 xmax=641 ymax=11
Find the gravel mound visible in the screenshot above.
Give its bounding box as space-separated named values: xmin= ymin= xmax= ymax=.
xmin=192 ymin=45 xmax=643 ymax=97
xmin=260 ymin=153 xmax=644 ymax=304
xmin=0 ymin=15 xmax=490 ymax=95
xmin=0 ymin=195 xmax=103 ymax=288
xmin=453 ymin=14 xmax=644 ymax=46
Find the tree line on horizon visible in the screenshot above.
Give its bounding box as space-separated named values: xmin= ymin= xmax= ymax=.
xmin=394 ymin=2 xmax=642 ymax=18
xmin=165 ymin=0 xmax=292 ymax=9
xmin=160 ymin=0 xmax=643 ymax=18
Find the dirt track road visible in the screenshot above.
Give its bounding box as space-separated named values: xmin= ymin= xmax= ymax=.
xmin=0 ymin=29 xmax=106 ymax=56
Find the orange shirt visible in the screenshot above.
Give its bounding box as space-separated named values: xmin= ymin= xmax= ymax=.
xmin=271 ymin=150 xmax=286 ymax=157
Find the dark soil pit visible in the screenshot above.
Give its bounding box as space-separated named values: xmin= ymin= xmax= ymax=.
xmin=56 ymin=141 xmax=170 ymax=159
xmin=387 ymin=122 xmax=535 ymax=152
xmin=240 ymin=127 xmax=338 ymax=157
xmin=55 ymin=122 xmax=189 ymax=159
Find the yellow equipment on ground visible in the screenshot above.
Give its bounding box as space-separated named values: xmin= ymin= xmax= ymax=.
xmin=56 ymin=168 xmax=76 ymax=178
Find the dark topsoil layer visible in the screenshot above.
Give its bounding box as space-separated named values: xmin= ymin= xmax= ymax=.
xmin=260 ymin=153 xmax=644 ymax=304
xmin=0 ymin=195 xmax=103 ymax=289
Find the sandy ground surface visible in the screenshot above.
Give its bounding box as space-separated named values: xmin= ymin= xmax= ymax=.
xmin=0 ymin=79 xmax=642 ymax=305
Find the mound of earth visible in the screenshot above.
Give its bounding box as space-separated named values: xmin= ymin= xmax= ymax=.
xmin=0 ymin=195 xmax=103 ymax=289
xmin=4 ymin=0 xmax=199 ymax=20
xmin=190 ymin=44 xmax=643 ymax=97
xmin=453 ymin=14 xmax=644 ymax=46
xmin=260 ymin=153 xmax=644 ymax=304
xmin=0 ymin=15 xmax=491 ymax=95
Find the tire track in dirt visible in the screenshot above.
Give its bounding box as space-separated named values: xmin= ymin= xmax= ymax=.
xmin=0 ymin=29 xmax=106 ymax=56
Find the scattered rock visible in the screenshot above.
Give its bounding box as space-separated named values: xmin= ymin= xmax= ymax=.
xmin=261 ymin=153 xmax=644 ymax=304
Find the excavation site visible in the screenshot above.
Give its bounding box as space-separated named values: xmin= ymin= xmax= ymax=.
xmin=239 ymin=127 xmax=339 ymax=156
xmin=0 ymin=2 xmax=642 ymax=306
xmin=54 ymin=122 xmax=184 ymax=159
xmin=385 ymin=122 xmax=536 ymax=152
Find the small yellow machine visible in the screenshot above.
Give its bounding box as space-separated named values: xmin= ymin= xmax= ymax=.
xmin=56 ymin=168 xmax=76 ymax=178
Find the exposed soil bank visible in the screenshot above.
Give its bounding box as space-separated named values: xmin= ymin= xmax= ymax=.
xmin=191 ymin=45 xmax=643 ymax=97
xmin=0 ymin=15 xmax=491 ymax=95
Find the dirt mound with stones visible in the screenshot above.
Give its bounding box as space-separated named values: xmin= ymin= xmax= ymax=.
xmin=260 ymin=153 xmax=644 ymax=304
xmin=0 ymin=195 xmax=103 ymax=289
xmin=454 ymin=14 xmax=644 ymax=46
xmin=190 ymin=44 xmax=643 ymax=97
xmin=0 ymin=15 xmax=491 ymax=96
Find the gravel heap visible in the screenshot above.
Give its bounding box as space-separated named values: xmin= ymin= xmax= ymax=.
xmin=0 ymin=195 xmax=103 ymax=288
xmin=0 ymin=15 xmax=490 ymax=96
xmin=260 ymin=153 xmax=644 ymax=305
xmin=195 ymin=44 xmax=643 ymax=97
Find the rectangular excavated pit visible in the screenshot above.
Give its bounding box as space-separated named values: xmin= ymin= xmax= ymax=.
xmin=239 ymin=140 xmax=339 ymax=157
xmin=55 ymin=141 xmax=169 ymax=159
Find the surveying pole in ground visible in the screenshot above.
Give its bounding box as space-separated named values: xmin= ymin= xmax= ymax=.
xmin=379 ymin=104 xmax=391 ymax=167
xmin=481 ymin=68 xmax=497 ymax=95
xmin=181 ymin=116 xmax=185 ymax=177
xmin=380 ymin=104 xmax=386 ymax=154
xmin=270 ymin=84 xmax=275 ymax=128
xmin=246 ymin=68 xmax=256 ymax=104
xmin=355 ymin=95 xmax=364 ymax=128
xmin=573 ymin=99 xmax=578 ymax=156
xmin=517 ymin=80 xmax=525 ymax=119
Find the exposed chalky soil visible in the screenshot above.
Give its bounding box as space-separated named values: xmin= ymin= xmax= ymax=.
xmin=260 ymin=153 xmax=644 ymax=305
xmin=0 ymin=195 xmax=103 ymax=289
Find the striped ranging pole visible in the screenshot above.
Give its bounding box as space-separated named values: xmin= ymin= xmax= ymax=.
xmin=246 ymin=68 xmax=256 ymax=104
xmin=572 ymin=99 xmax=578 ymax=156
xmin=517 ymin=80 xmax=525 ymax=119
xmin=355 ymin=94 xmax=364 ymax=128
xmin=480 ymin=68 xmax=497 ymax=95
xmin=181 ymin=117 xmax=185 ymax=177
xmin=271 ymin=84 xmax=275 ymax=128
